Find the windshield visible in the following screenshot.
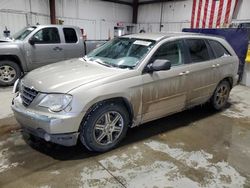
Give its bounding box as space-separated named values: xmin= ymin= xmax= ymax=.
xmin=86 ymin=37 xmax=156 ymax=69
xmin=12 ymin=26 xmax=36 ymax=41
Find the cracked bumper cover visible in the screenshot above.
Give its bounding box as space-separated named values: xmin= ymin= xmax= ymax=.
xmin=21 ymin=126 xmax=79 ymax=146
xmin=11 ymin=96 xmax=82 ymax=146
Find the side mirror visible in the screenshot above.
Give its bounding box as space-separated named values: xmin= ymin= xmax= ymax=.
xmin=146 ymin=59 xmax=171 ymax=73
xmin=29 ymin=38 xmax=35 ymax=45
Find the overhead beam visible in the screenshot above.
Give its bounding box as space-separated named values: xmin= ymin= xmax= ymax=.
xmin=132 ymin=0 xmax=139 ymax=24
xmin=139 ymin=0 xmax=173 ymax=5
xmin=101 ymin=0 xmax=133 ymax=6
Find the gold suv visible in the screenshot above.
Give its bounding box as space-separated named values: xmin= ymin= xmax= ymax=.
xmin=12 ymin=33 xmax=239 ymax=152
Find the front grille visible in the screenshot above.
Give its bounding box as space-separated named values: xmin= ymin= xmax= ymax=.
xmin=20 ymin=84 xmax=39 ymax=107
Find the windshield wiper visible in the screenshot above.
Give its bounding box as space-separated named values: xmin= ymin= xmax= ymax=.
xmin=94 ymin=59 xmax=113 ymax=68
xmin=86 ymin=57 xmax=134 ymax=69
xmin=116 ymin=64 xmax=135 ymax=69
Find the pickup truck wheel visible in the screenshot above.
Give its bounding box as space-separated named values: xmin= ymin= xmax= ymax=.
xmin=211 ymin=80 xmax=231 ymax=110
xmin=0 ymin=60 xmax=21 ymax=86
xmin=80 ymin=102 xmax=129 ymax=152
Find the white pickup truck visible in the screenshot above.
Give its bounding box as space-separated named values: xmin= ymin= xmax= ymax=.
xmin=0 ymin=25 xmax=106 ymax=86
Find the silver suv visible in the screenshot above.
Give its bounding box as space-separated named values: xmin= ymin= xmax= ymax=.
xmin=12 ymin=33 xmax=239 ymax=152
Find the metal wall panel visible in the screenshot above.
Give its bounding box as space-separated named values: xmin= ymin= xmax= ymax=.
xmin=0 ymin=11 xmax=27 ymax=36
xmin=31 ymin=14 xmax=50 ymax=25
xmin=0 ymin=0 xmax=133 ymax=39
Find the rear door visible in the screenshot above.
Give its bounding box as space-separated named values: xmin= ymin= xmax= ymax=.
xmin=62 ymin=27 xmax=84 ymax=60
xmin=25 ymin=27 xmax=65 ymax=70
xmin=184 ymin=38 xmax=219 ymax=108
xmin=208 ymin=39 xmax=233 ymax=81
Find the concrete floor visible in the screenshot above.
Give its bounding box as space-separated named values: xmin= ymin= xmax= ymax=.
xmin=0 ymin=86 xmax=250 ymax=188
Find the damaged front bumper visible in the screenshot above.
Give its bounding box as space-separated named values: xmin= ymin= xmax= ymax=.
xmin=11 ymin=95 xmax=82 ymax=146
xmin=21 ymin=126 xmax=79 ymax=146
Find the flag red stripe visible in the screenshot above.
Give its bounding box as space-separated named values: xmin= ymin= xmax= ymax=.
xmin=195 ymin=0 xmax=203 ymax=28
xmin=202 ymin=0 xmax=209 ymax=28
xmin=191 ymin=0 xmax=197 ymax=28
xmin=224 ymin=0 xmax=232 ymax=24
xmin=209 ymin=0 xmax=216 ymax=28
xmin=216 ymin=0 xmax=224 ymax=27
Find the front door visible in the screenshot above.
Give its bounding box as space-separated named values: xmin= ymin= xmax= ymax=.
xmin=141 ymin=40 xmax=190 ymax=123
xmin=25 ymin=27 xmax=65 ymax=70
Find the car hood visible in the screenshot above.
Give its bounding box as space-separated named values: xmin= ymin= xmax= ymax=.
xmin=0 ymin=37 xmax=13 ymax=42
xmin=22 ymin=58 xmax=126 ymax=93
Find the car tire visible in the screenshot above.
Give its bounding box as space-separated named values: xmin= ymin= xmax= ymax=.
xmin=79 ymin=102 xmax=129 ymax=152
xmin=211 ymin=80 xmax=231 ymax=110
xmin=0 ymin=60 xmax=21 ymax=86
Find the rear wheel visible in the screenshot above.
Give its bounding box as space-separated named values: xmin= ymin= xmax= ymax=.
xmin=0 ymin=60 xmax=21 ymax=86
xmin=211 ymin=80 xmax=231 ymax=110
xmin=79 ymin=102 xmax=129 ymax=152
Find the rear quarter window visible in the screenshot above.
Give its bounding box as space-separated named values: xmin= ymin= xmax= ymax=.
xmin=63 ymin=28 xmax=78 ymax=43
xmin=209 ymin=40 xmax=231 ymax=58
xmin=186 ymin=39 xmax=210 ymax=63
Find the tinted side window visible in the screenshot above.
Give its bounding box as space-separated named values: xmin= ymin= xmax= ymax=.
xmin=63 ymin=28 xmax=77 ymax=43
xmin=32 ymin=28 xmax=60 ymax=44
xmin=186 ymin=39 xmax=210 ymax=63
xmin=209 ymin=40 xmax=231 ymax=58
xmin=152 ymin=41 xmax=183 ymax=66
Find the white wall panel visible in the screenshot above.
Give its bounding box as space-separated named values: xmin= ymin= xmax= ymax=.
xmin=55 ymin=0 xmax=132 ymax=39
xmin=30 ymin=0 xmax=50 ymax=15
xmin=0 ymin=0 xmax=132 ymax=39
xmin=0 ymin=11 xmax=27 ymax=36
xmin=170 ymin=1 xmax=192 ymax=22
xmin=31 ymin=14 xmax=50 ymax=25
xmin=138 ymin=0 xmax=192 ymax=32
xmin=234 ymin=0 xmax=250 ymax=21
xmin=138 ymin=4 xmax=161 ymax=23
xmin=0 ymin=0 xmax=29 ymax=11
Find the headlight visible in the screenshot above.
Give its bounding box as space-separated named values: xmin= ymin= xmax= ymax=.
xmin=39 ymin=94 xmax=72 ymax=112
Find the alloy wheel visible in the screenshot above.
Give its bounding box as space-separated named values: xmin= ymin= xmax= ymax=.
xmin=215 ymin=84 xmax=229 ymax=108
xmin=93 ymin=111 xmax=124 ymax=145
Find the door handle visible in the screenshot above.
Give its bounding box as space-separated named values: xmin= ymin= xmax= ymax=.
xmin=53 ymin=47 xmax=63 ymax=51
xmin=179 ymin=71 xmax=190 ymax=76
xmin=212 ymin=64 xmax=220 ymax=68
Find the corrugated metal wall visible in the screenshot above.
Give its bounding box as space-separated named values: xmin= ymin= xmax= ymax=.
xmin=0 ymin=0 xmax=132 ymax=39
xmin=137 ymin=1 xmax=192 ymax=33
xmin=1 ymin=0 xmax=250 ymax=39
xmin=137 ymin=0 xmax=250 ymax=33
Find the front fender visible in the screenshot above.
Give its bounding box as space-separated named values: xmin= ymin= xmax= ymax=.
xmin=0 ymin=42 xmax=28 ymax=71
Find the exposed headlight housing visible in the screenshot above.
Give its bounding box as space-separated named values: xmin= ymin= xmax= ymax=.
xmin=39 ymin=94 xmax=72 ymax=112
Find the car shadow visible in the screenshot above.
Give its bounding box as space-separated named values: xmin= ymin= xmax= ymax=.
xmin=25 ymin=103 xmax=231 ymax=161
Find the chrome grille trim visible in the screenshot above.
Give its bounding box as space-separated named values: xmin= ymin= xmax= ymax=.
xmin=20 ymin=84 xmax=39 ymax=107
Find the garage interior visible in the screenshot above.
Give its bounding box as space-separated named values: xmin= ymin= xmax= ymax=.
xmin=1 ymin=0 xmax=250 ymax=187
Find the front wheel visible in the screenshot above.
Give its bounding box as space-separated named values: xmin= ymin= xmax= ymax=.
xmin=211 ymin=80 xmax=231 ymax=110
xmin=0 ymin=60 xmax=21 ymax=86
xmin=79 ymin=102 xmax=129 ymax=152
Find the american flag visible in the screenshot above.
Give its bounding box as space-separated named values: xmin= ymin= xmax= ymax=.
xmin=191 ymin=0 xmax=239 ymax=28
